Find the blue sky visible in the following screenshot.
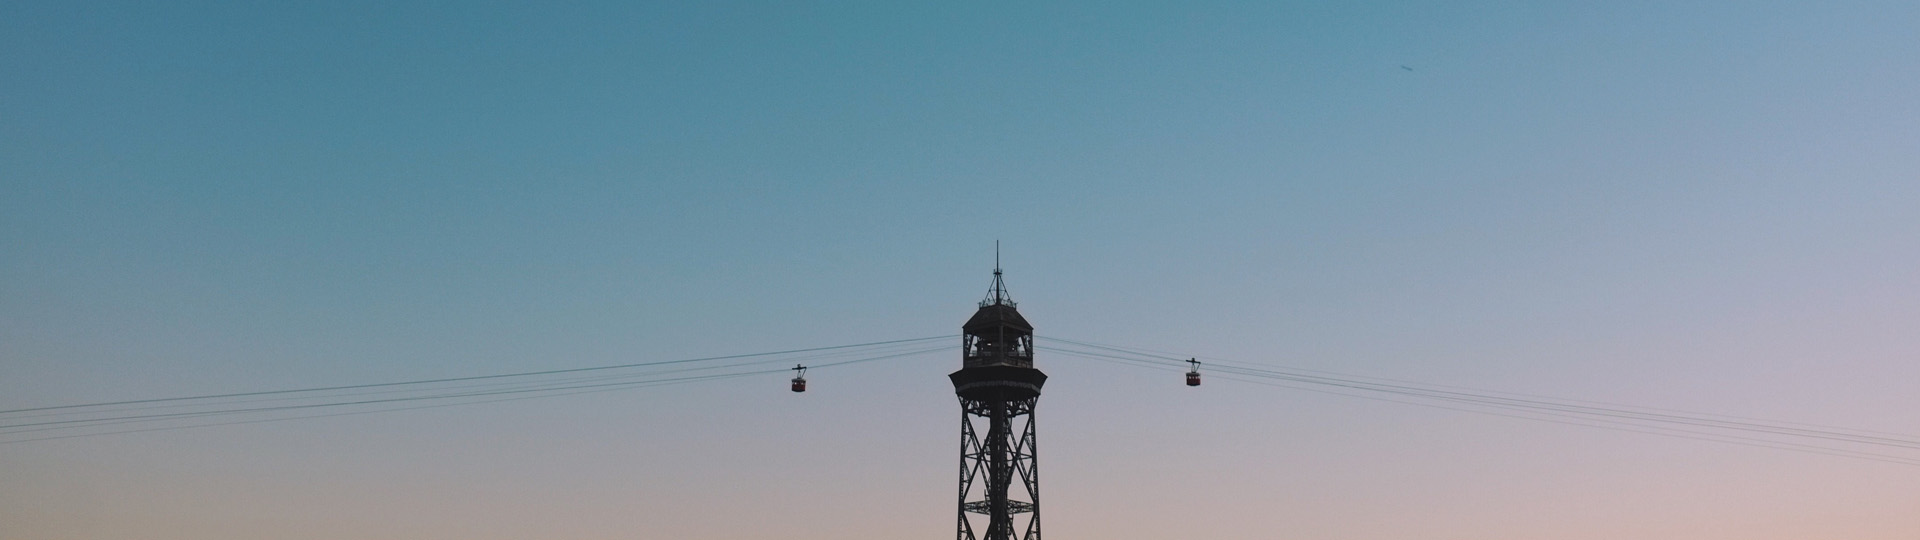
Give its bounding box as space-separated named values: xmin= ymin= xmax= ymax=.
xmin=4 ymin=2 xmax=1919 ymax=539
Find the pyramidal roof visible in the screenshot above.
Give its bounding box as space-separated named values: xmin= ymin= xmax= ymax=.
xmin=965 ymin=268 xmax=1032 ymax=333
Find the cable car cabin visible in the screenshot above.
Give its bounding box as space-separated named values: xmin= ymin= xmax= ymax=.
xmin=1186 ymin=371 xmax=1201 ymax=386
xmin=790 ymin=364 xmax=808 ymax=392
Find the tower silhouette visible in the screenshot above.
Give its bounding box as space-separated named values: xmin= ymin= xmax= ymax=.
xmin=950 ymin=263 xmax=1045 ymax=540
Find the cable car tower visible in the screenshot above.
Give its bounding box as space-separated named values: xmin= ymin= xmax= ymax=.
xmin=951 ymin=261 xmax=1046 ymax=540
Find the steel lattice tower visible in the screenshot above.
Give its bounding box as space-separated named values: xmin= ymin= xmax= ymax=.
xmin=950 ymin=265 xmax=1045 ymax=540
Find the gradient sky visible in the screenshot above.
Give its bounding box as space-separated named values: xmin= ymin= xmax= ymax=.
xmin=4 ymin=2 xmax=1918 ymax=539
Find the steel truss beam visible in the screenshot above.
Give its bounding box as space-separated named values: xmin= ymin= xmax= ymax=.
xmin=956 ymin=396 xmax=1041 ymax=540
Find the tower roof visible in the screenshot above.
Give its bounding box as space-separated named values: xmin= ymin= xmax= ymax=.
xmin=964 ymin=302 xmax=1032 ymax=334
xmin=965 ymin=263 xmax=1032 ymax=333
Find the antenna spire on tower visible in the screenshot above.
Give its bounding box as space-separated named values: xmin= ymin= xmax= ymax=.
xmin=984 ymin=243 xmax=1014 ymax=307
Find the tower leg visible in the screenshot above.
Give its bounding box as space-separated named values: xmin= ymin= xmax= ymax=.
xmin=957 ymin=396 xmax=1040 ymax=540
xmin=989 ymin=400 xmax=1010 ymax=540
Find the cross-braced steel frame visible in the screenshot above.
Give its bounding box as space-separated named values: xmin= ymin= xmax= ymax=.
xmin=956 ymin=395 xmax=1041 ymax=540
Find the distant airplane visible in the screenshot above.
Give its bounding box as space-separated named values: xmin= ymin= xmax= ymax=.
xmin=1400 ymin=65 xmax=1414 ymax=71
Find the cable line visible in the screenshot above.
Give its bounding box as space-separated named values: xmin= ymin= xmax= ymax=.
xmin=1039 ymin=336 xmax=1920 ymax=465
xmin=1 ymin=370 xmax=771 ymax=445
xmin=1 ymin=345 xmax=947 ymax=433
xmin=1201 ymin=369 xmax=1920 ymax=467
xmin=0 ymin=335 xmax=950 ymax=416
xmin=7 ymin=339 xmax=946 ymax=421
xmin=1040 ymin=337 xmax=1917 ymax=446
xmin=1047 ymin=335 xmax=1917 ymax=437
xmin=0 ymin=344 xmax=950 ymax=444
